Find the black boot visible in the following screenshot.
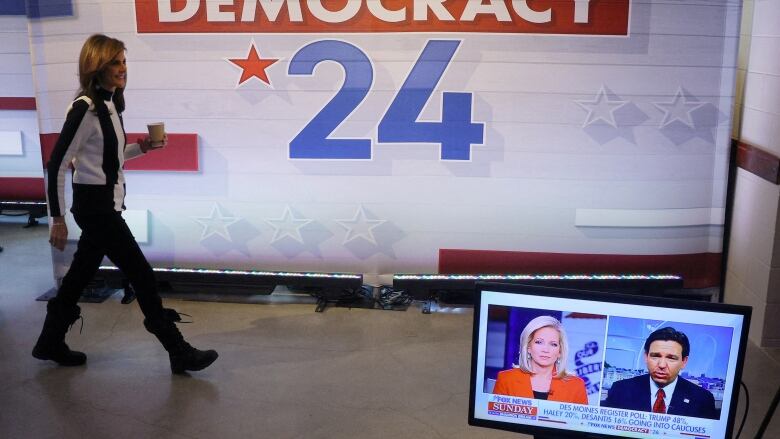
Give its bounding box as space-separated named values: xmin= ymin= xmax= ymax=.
xmin=32 ymin=298 xmax=87 ymax=366
xmin=144 ymin=308 xmax=218 ymax=374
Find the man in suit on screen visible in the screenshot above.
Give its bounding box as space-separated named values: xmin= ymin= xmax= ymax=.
xmin=602 ymin=327 xmax=718 ymax=419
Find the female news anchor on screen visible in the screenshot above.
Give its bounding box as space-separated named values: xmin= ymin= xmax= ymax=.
xmin=493 ymin=315 xmax=588 ymax=404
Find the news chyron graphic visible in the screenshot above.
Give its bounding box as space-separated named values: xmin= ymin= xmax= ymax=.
xmin=18 ymin=0 xmax=738 ymax=282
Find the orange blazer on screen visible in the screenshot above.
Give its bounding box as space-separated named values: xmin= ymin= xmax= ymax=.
xmin=493 ymin=368 xmax=588 ymax=404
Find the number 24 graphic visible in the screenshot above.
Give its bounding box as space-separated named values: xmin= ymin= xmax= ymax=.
xmin=288 ymin=40 xmax=484 ymax=160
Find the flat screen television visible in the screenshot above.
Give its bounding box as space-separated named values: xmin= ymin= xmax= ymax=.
xmin=469 ymin=282 xmax=751 ymax=439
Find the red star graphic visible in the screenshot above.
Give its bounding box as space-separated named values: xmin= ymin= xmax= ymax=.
xmin=229 ymin=44 xmax=278 ymax=86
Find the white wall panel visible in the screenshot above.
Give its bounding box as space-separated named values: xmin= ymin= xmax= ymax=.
xmin=26 ymin=0 xmax=739 ymax=278
xmin=751 ymin=0 xmax=777 ymax=36
xmin=0 ymin=131 xmax=23 ymax=156
xmin=0 ymin=16 xmax=43 ymax=181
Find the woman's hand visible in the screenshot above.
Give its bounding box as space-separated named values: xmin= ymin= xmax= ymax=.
xmin=139 ymin=133 xmax=168 ymax=153
xmin=49 ymin=217 xmax=68 ymax=251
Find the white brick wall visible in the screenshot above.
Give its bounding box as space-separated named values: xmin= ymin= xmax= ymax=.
xmin=727 ymin=0 xmax=780 ymax=347
xmin=741 ymin=0 xmax=780 ymax=157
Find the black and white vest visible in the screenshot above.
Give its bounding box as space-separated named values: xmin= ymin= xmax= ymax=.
xmin=46 ymin=88 xmax=143 ymax=217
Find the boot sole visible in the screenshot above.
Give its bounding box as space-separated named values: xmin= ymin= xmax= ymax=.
xmin=32 ymin=346 xmax=87 ymax=366
xmin=171 ymin=351 xmax=219 ymax=374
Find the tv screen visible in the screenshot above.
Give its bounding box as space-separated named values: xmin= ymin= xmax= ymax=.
xmin=469 ymin=282 xmax=751 ymax=439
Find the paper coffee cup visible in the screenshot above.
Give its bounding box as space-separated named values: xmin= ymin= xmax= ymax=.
xmin=147 ymin=122 xmax=165 ymax=144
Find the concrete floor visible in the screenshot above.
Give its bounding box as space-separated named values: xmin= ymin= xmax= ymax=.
xmin=1 ymin=217 xmax=778 ymax=439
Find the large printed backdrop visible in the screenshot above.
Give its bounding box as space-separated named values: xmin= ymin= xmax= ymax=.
xmin=20 ymin=0 xmax=740 ymax=282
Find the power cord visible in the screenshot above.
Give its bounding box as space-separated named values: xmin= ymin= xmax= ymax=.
xmin=310 ymin=286 xmax=375 ymax=309
xmin=735 ymin=380 xmax=749 ymax=439
xmin=358 ymin=285 xmax=377 ymax=304
xmin=309 ymin=285 xmax=412 ymax=310
xmin=756 ymin=384 xmax=780 ymax=439
xmin=377 ymin=286 xmax=412 ymax=309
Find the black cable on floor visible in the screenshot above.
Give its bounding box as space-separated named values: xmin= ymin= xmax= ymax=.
xmin=377 ymin=286 xmax=412 ymax=309
xmin=735 ymin=380 xmax=749 ymax=439
xmin=358 ymin=285 xmax=378 ymax=305
xmin=755 ymin=384 xmax=780 ymax=439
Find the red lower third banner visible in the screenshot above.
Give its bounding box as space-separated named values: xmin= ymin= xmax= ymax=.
xmin=439 ymin=249 xmax=722 ymax=289
xmin=39 ymin=133 xmax=199 ymax=172
xmin=0 ymin=97 xmax=36 ymax=110
xmin=0 ymin=177 xmax=45 ymax=200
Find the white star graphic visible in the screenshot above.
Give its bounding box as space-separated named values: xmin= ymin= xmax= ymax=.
xmin=575 ymin=86 xmax=628 ymax=128
xmin=265 ymin=206 xmax=312 ymax=244
xmin=653 ymin=88 xmax=705 ymax=128
xmin=335 ymin=206 xmax=386 ymax=245
xmin=194 ymin=204 xmax=239 ymax=241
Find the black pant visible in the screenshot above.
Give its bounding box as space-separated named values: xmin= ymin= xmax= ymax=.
xmin=55 ymin=211 xmax=163 ymax=319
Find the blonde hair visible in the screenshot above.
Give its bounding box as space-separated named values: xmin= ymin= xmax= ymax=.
xmin=77 ymin=34 xmax=126 ymax=112
xmin=514 ymin=315 xmax=572 ymax=379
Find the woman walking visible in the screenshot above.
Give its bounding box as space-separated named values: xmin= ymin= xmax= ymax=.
xmin=33 ymin=34 xmax=218 ymax=374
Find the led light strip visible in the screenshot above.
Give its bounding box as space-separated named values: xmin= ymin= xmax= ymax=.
xmin=97 ymin=267 xmax=677 ymax=282
xmin=99 ymin=265 xmax=361 ymax=279
xmin=393 ymin=274 xmax=681 ymax=281
xmin=0 ymin=201 xmax=47 ymax=205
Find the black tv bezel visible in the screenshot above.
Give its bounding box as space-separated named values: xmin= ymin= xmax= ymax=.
xmin=468 ymin=281 xmax=752 ymax=439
